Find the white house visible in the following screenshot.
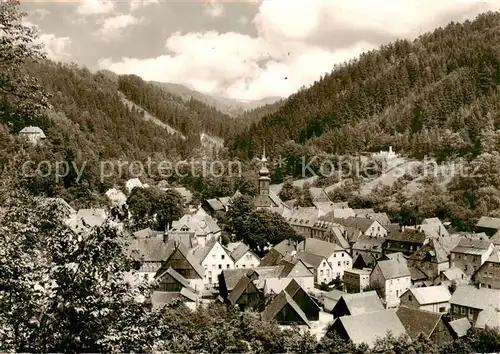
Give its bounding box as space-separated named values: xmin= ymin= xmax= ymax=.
xmin=370 ymin=258 xmax=411 ymax=308
xmin=229 ymin=242 xmax=261 ymax=269
xmin=192 ymin=240 xmax=235 ymax=287
xmin=297 ymin=238 xmax=352 ymax=278
xmin=399 ymin=286 xmax=451 ymax=313
xmin=19 ymin=126 xmax=46 ymax=145
xmin=295 ymin=251 xmax=334 ymax=285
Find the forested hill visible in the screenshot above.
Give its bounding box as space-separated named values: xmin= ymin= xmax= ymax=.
xmin=0 ymin=57 xmax=248 ymax=205
xmin=7 ymin=60 xmax=250 ymax=158
xmin=228 ymin=12 xmax=500 ymax=161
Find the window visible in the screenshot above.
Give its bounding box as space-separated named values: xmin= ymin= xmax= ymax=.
xmin=208 ymin=271 xmax=212 ymax=276
xmin=461 ymin=307 xmax=466 ymax=314
xmin=338 ymin=261 xmax=341 ymax=267
xmin=409 ymin=295 xmax=412 ymax=301
xmin=341 ymin=253 xmax=344 ymax=257
xmin=334 ymin=254 xmax=337 ymax=258
xmin=246 ymin=254 xmax=252 ymax=260
xmin=454 ymin=306 xmax=458 ymax=314
xmin=221 ymin=255 xmax=225 ymax=260
xmin=378 ymin=226 xmax=380 ymax=232
xmin=218 ymin=265 xmax=222 ymax=269
xmin=320 ymin=270 xmax=324 ymax=276
xmin=439 ymin=307 xmax=445 ymax=313
xmin=346 ymin=261 xmax=349 ymax=266
xmin=226 ymin=264 xmax=230 ymax=268
xmin=464 ymin=265 xmax=468 ymax=271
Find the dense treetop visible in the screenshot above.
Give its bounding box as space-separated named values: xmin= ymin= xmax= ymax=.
xmin=228 ymin=12 xmax=500 ymax=162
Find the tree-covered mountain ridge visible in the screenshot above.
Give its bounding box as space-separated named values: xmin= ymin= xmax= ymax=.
xmin=228 ymin=11 xmax=500 ymax=162
xmin=152 ymin=81 xmax=284 ymax=118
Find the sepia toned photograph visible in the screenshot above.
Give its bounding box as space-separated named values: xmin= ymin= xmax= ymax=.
xmin=1 ymin=0 xmax=500 ymax=352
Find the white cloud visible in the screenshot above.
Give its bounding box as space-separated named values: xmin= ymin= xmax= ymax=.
xmin=33 ymin=9 xmax=50 ymax=21
xmin=39 ymin=33 xmax=72 ymax=61
xmin=98 ymin=0 xmax=500 ymax=100
xmin=23 ymin=21 xmax=71 ymax=61
xmin=76 ymin=0 xmax=115 ymax=15
xmin=203 ymin=2 xmax=224 ymax=17
xmin=95 ymin=15 xmax=143 ymax=39
xmin=129 ymin=0 xmax=159 ymax=13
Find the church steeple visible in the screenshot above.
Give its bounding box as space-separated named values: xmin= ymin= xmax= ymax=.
xmin=258 ymin=144 xmax=270 ymax=196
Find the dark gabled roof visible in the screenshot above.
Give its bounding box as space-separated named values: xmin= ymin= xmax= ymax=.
xmin=338 ymin=291 xmax=385 ymax=316
xmin=260 ymin=248 xmax=284 ymax=266
xmin=407 ymin=239 xmax=449 ymax=264
xmin=323 ymin=289 xmax=345 ymax=301
xmin=228 ymin=275 xmax=257 ymax=305
xmin=295 ymin=251 xmax=327 ymax=269
xmin=221 ymin=269 xmax=250 ymax=291
xmin=353 ymin=253 xmax=377 ymax=268
xmin=340 ymin=216 xmax=382 ymax=233
xmin=279 ymin=258 xmax=314 ymax=277
xmin=476 ymin=216 xmax=500 ymax=230
xmin=261 ymin=291 xmax=311 ymax=327
xmin=452 ymin=238 xmax=492 ymax=255
xmin=490 ymin=230 xmax=500 ymax=246
xmin=386 ymin=229 xmax=426 ymax=243
xmin=155 ymin=267 xmax=193 ymax=291
xmin=285 ymin=279 xmax=321 ymax=310
xmin=231 ymin=242 xmax=259 ymax=262
xmin=155 ymin=240 xmax=205 ymax=278
xmin=297 ymin=238 xmax=345 ymax=259
xmin=353 ymin=208 xmax=375 ymax=214
xmin=128 ymin=237 xmax=171 ymax=262
xmin=396 ymin=306 xmax=443 ymax=340
xmin=206 ymin=198 xmax=225 ymax=211
xmin=408 ymin=266 xmax=429 ymax=281
xmin=191 ymin=238 xmax=219 ymax=263
xmin=376 ymin=259 xmax=411 ymax=279
xmin=284 ymin=278 xmax=303 ymax=297
xmin=366 ymin=213 xmax=391 ymax=226
xmin=274 ymin=239 xmax=297 ymax=256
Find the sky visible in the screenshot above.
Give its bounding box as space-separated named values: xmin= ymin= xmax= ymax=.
xmin=21 ymin=0 xmax=500 ymax=101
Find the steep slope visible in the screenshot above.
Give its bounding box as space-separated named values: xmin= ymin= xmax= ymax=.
xmin=118 ymin=75 xmax=239 ymax=142
xmin=118 ymin=92 xmax=186 ymax=139
xmin=229 ymin=12 xmax=500 ymax=162
xmin=152 ymin=81 xmax=282 ymax=117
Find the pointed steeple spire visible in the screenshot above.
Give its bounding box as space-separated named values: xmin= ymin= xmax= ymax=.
xmin=259 ymin=142 xmax=269 ymax=177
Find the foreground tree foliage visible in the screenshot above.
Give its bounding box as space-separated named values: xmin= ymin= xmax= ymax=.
xmin=0 ymin=191 xmax=164 ymax=352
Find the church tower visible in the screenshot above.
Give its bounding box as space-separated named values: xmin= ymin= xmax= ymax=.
xmin=258 ymin=145 xmax=271 ymax=197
